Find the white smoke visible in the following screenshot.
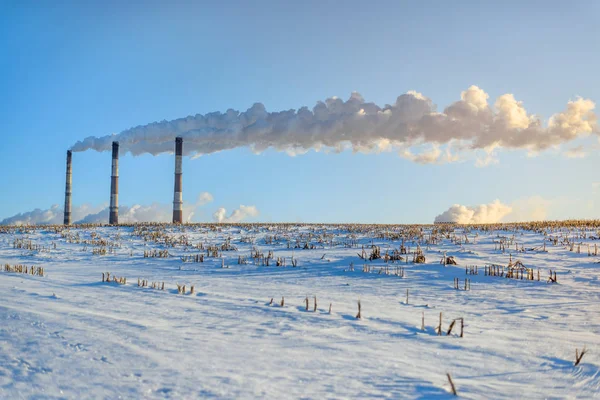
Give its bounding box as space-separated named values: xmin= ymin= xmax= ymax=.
xmin=212 ymin=208 xmax=226 ymax=223
xmin=505 ymin=196 xmax=551 ymax=222
xmin=1 ymin=204 xmax=64 ymax=226
xmin=70 ymin=86 xmax=598 ymax=163
xmin=1 ymin=192 xmax=215 ymax=225
xmin=196 ymin=192 xmax=214 ymax=206
xmin=434 ymin=200 xmax=513 ymax=224
xmin=213 ymin=205 xmax=259 ymax=223
xmin=78 ymin=203 xmax=172 ymax=224
xmin=0 ymin=204 xmax=106 ymax=226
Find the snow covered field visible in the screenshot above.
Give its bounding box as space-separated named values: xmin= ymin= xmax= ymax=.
xmin=1 ymin=223 xmax=599 ymax=399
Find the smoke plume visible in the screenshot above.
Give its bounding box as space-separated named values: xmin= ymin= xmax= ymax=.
xmin=213 ymin=205 xmax=259 ymax=223
xmin=70 ymin=86 xmax=597 ymax=163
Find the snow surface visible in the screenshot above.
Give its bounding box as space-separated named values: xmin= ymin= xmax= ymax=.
xmin=1 ymin=224 xmax=599 ymax=399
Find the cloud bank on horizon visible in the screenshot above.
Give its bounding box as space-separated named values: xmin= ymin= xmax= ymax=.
xmin=434 ymin=200 xmax=513 ymax=224
xmin=70 ymin=86 xmax=598 ymax=164
xmin=212 ymin=205 xmax=259 ymax=223
xmin=0 ymin=192 xmax=259 ymax=226
xmin=434 ymin=196 xmax=557 ymax=224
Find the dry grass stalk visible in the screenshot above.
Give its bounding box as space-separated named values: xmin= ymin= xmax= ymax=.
xmin=305 ymin=296 xmax=309 ymax=311
xmin=442 ymin=255 xmax=457 ymax=265
xmin=102 ymin=272 xmax=125 ymax=285
xmin=329 ymin=303 xmax=332 ymax=314
xmin=421 ymin=312 xmax=425 ymax=331
xmin=280 ymin=296 xmax=285 ymax=307
xmin=356 ymin=300 xmax=362 ymax=319
xmin=446 ymin=318 xmax=464 ymax=337
xmin=437 ymin=312 xmax=443 ymax=336
xmin=465 ymin=265 xmax=478 ymax=275
xmin=447 ymin=320 xmax=456 ymax=336
xmin=575 ymin=347 xmax=587 ymax=366
xmin=446 ymin=373 xmax=457 ymax=396
xmin=314 ymin=296 xmax=317 ymax=312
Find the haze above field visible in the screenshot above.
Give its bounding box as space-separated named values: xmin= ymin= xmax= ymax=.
xmin=1 ymin=1 xmax=599 ymax=224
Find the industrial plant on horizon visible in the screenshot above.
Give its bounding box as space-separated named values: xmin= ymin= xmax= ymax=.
xmin=63 ymin=137 xmax=185 ymax=226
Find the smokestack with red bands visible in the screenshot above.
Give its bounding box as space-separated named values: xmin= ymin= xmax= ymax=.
xmin=173 ymin=137 xmax=183 ymax=224
xmin=109 ymin=141 xmax=119 ymax=225
xmin=64 ymin=150 xmax=72 ymax=225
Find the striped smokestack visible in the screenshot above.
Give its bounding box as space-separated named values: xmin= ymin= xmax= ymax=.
xmin=109 ymin=141 xmax=119 ymax=225
xmin=64 ymin=150 xmax=72 ymax=225
xmin=173 ymin=137 xmax=183 ymax=224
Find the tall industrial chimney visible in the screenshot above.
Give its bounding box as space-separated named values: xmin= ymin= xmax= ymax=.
xmin=64 ymin=150 xmax=72 ymax=225
xmin=173 ymin=137 xmax=183 ymax=224
xmin=109 ymin=141 xmax=119 ymax=225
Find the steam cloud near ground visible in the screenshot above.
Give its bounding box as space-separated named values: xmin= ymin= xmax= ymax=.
xmin=434 ymin=200 xmax=513 ymax=224
xmin=434 ymin=197 xmax=554 ymax=224
xmin=0 ymin=192 xmax=259 ymax=225
xmin=212 ymin=205 xmax=259 ymax=223
xmin=70 ymin=86 xmax=597 ymax=164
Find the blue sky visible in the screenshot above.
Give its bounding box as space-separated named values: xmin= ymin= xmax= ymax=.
xmin=1 ymin=1 xmax=598 ymax=223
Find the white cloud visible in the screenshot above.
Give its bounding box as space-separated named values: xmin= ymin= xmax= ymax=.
xmin=0 ymin=203 xmax=106 ymax=226
xmin=475 ymin=152 xmax=499 ymax=168
xmin=400 ymin=143 xmax=461 ymax=165
xmin=78 ymin=203 xmax=173 ymax=224
xmin=563 ymin=145 xmax=587 ymax=159
xmin=196 ymin=192 xmax=214 ymax=206
xmin=504 ymin=196 xmax=551 ymax=222
xmin=434 ymin=195 xmax=587 ymax=224
xmin=1 ymin=192 xmax=215 ymax=225
xmin=494 ymin=94 xmax=532 ymax=129
xmin=213 ymin=205 xmax=259 ymax=223
xmin=434 ymin=200 xmax=512 ymax=224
